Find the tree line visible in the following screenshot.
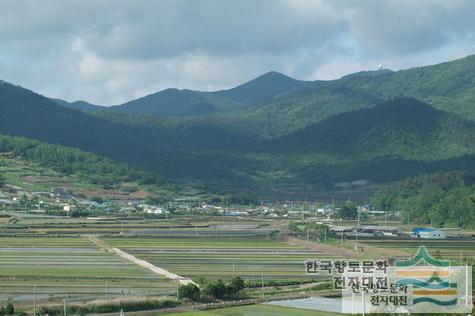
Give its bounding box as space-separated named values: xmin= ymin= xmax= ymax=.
xmin=371 ymin=171 xmax=475 ymax=227
xmin=0 ymin=134 xmax=165 ymax=187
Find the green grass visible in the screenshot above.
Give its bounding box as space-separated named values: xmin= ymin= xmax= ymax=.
xmin=165 ymin=304 xmax=338 ymax=315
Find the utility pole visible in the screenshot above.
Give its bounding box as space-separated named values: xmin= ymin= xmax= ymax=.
xmin=232 ymin=263 xmax=235 ymax=278
xmin=176 ymin=276 xmax=180 ymax=300
xmin=355 ymin=211 xmax=360 ymax=251
xmin=105 ymin=279 xmax=108 ymax=301
xmin=261 ymin=271 xmax=265 ymax=300
xmin=33 ymin=284 xmax=37 ymax=316
xmin=340 ymin=231 xmax=343 ymax=248
xmin=324 ymin=227 xmax=327 ymax=244
xmin=63 ymin=299 xmax=67 ymax=316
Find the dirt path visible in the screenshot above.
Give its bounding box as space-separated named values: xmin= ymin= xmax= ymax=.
xmin=283 ymin=236 xmax=410 ymax=260
xmin=88 ymin=236 xmax=196 ymax=286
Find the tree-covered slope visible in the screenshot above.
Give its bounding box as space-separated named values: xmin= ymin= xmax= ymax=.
xmin=0 ymin=134 xmax=165 ymax=187
xmin=223 ymin=54 xmax=475 ymax=138
xmin=89 ymin=96 xmax=475 ymax=185
xmin=2 ymin=54 xmax=475 ymax=192
xmin=274 ymin=97 xmax=475 ymax=160
xmin=110 ymin=71 xmax=309 ymax=117
xmin=0 ymin=80 xmax=159 ymax=163
xmin=208 ymin=71 xmax=309 ymax=105
xmin=0 ymin=80 xmax=259 ymax=183
xmin=371 ymin=171 xmax=475 ymax=227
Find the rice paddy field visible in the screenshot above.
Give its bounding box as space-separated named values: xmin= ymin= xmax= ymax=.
xmin=0 ymin=236 xmax=177 ymax=302
xmin=361 ymin=239 xmax=475 ymax=264
xmin=103 ymin=236 xmax=335 ymax=282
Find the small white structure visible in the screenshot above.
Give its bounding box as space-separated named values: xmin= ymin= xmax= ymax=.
xmin=139 ymin=204 xmax=165 ymax=214
xmin=414 ymin=228 xmax=446 ymax=239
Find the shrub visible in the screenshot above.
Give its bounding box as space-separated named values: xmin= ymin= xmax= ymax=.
xmin=226 ymin=277 xmax=245 ymax=297
xmin=5 ymin=303 xmax=13 ymax=315
xmin=179 ymin=283 xmax=201 ymax=301
xmin=203 ymin=280 xmax=226 ymax=299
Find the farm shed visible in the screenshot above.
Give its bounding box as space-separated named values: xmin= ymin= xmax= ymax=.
xmin=413 ymin=228 xmax=446 ymax=239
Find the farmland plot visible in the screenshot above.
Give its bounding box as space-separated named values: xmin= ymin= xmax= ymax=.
xmin=361 ymin=239 xmax=475 ymax=263
xmin=104 ymin=237 xmax=336 ymax=281
xmin=0 ymin=237 xmax=176 ymax=302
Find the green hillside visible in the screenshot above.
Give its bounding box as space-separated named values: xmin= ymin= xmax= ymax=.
xmin=274 ymin=97 xmax=475 ymax=160
xmin=111 ymin=71 xmax=309 ymax=117
xmin=220 ymin=54 xmax=475 ymax=138
xmin=1 ymin=55 xmax=475 ymax=196
xmin=113 ymin=88 xmax=219 ymax=117
xmin=371 ymin=171 xmax=475 ymax=227
xmin=0 ymin=134 xmax=165 ymax=187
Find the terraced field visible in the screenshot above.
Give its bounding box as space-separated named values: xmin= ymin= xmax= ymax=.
xmin=361 ymin=239 xmax=475 ymax=264
xmin=0 ymin=237 xmax=177 ymax=301
xmin=104 ymin=237 xmax=336 ymax=282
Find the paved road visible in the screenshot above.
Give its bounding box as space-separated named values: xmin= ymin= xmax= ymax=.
xmin=88 ymin=236 xmax=196 ymax=286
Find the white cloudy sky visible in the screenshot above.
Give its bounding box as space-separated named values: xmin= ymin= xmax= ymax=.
xmin=0 ymin=0 xmax=474 ymax=105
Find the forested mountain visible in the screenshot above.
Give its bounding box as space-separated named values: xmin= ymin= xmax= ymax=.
xmin=207 ymin=71 xmax=309 ymax=105
xmin=217 ymin=54 xmax=475 ymax=138
xmin=0 ymin=80 xmax=159 ymax=164
xmin=112 ymin=88 xmax=219 ymax=117
xmin=63 ymin=71 xmax=310 ymax=117
xmin=1 ymin=55 xmax=475 ymax=196
xmin=0 ymin=80 xmax=258 ymax=183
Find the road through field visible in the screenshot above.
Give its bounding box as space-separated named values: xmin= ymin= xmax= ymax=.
xmin=87 ymin=236 xmax=196 ymax=286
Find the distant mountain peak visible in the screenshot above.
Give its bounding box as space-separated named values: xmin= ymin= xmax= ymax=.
xmin=248 ymin=70 xmax=299 ymax=82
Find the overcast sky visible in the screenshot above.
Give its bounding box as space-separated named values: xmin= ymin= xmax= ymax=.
xmin=1 ymin=0 xmax=474 ymax=105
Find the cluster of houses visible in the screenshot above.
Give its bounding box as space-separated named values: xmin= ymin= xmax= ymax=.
xmin=328 ymin=225 xmax=447 ymax=239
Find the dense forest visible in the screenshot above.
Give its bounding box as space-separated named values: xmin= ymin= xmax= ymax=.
xmin=1 ymin=55 xmax=475 ymax=197
xmin=0 ymin=134 xmax=165 ymax=187
xmin=371 ymin=172 xmax=475 ymax=227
